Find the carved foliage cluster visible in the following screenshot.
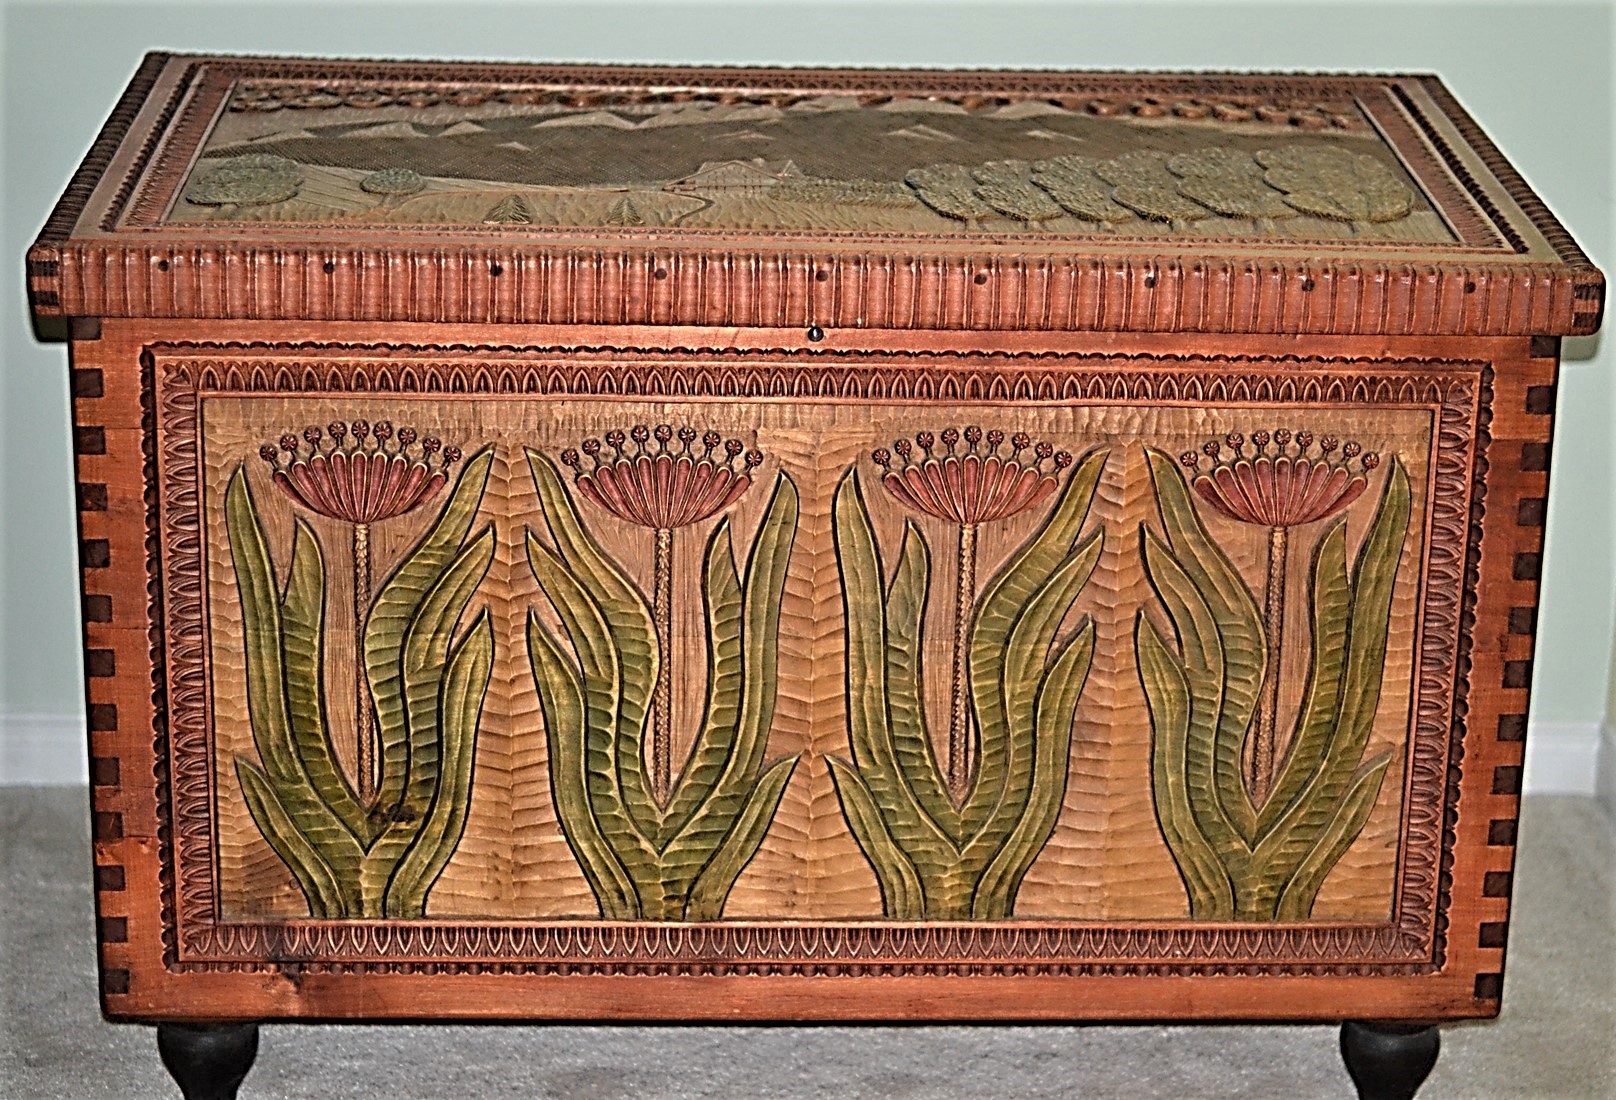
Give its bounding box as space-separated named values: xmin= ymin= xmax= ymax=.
xmin=907 ymin=147 xmax=1413 ymax=233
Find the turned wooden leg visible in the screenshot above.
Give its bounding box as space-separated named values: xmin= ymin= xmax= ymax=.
xmin=157 ymin=1022 xmax=260 ymax=1100
xmin=1340 ymin=1021 xmax=1440 ymax=1100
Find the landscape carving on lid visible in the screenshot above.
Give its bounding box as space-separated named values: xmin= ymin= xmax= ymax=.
xmin=171 ymin=80 xmax=1443 ymax=241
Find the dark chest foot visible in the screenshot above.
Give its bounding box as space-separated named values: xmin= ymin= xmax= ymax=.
xmin=1340 ymin=1021 xmax=1441 ymax=1100
xmin=156 ymin=1022 xmax=260 ymax=1100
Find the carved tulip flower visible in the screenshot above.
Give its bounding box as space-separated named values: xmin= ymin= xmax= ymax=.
xmin=1181 ymin=428 xmax=1376 ymax=529
xmin=562 ymin=425 xmax=762 ymax=531
xmin=873 ymin=427 xmax=1073 ymax=795
xmin=259 ymin=419 xmax=462 ymax=802
xmin=1177 ymin=429 xmax=1380 ymax=798
xmin=261 ymin=420 xmax=461 ymax=523
xmin=561 ymin=425 xmax=763 ymax=800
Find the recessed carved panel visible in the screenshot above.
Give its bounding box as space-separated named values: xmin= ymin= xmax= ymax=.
xmin=168 ymin=81 xmax=1444 ymax=242
xmin=148 ymin=341 xmax=1482 ymax=976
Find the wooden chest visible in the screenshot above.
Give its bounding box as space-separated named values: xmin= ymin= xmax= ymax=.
xmin=28 ymin=53 xmax=1604 ymax=1097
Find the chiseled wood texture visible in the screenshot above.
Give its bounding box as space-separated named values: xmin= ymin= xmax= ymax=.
xmin=191 ymin=392 xmax=1421 ymax=924
xmin=35 ymin=55 xmax=1602 ymax=1027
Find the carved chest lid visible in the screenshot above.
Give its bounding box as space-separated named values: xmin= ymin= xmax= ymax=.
xmin=28 ymin=53 xmax=1604 ymax=337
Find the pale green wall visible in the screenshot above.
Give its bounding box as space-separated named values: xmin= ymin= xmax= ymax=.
xmin=3 ymin=2 xmax=1612 ymax=762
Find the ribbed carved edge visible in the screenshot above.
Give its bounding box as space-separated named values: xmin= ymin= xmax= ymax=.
xmin=40 ymin=247 xmax=1597 ymax=336
xmin=1390 ymin=86 xmax=1527 ymax=256
xmin=112 ymin=63 xmax=215 ymax=232
xmin=152 ymin=340 xmax=1480 ymax=977
xmin=1414 ymin=77 xmax=1604 ymax=333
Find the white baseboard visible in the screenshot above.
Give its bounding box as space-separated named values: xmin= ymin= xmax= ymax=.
xmin=0 ymin=715 xmax=86 ymax=785
xmin=1522 ymin=722 xmax=1603 ymax=796
xmin=0 ymin=713 xmax=1607 ymax=793
xmin=1596 ymin=723 xmax=1616 ymax=819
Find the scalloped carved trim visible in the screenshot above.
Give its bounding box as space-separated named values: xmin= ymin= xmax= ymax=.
xmin=181 ymin=921 xmax=1432 ymax=977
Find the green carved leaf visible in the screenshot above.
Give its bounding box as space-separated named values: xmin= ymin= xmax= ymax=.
xmin=961 ymin=531 xmax=1102 ymax=876
xmin=359 ymin=523 xmax=496 ymax=908
xmin=1274 ymin=751 xmax=1393 ymax=921
xmin=365 ymin=448 xmax=493 ymax=816
xmin=277 ymin=519 xmax=368 ymax=843
xmin=684 ymin=755 xmax=801 ymax=920
xmin=1325 ymin=458 xmax=1412 ymax=782
xmin=398 ymin=526 xmax=496 ymax=821
xmin=385 ymin=609 xmax=493 ymax=917
xmin=236 ymin=758 xmax=351 ymax=918
xmin=1136 ymin=612 xmax=1234 ymax=919
xmin=527 ymin=609 xmax=639 ymax=919
xmin=660 ymin=474 xmax=800 ymax=884
xmin=973 ymin=616 xmax=1095 ymax=918
xmin=1257 ymin=520 xmax=1350 ymax=839
xmin=883 ymin=521 xmax=959 ymax=842
xmin=828 ymin=756 xmax=925 ymax=919
xmin=225 ymin=469 xmax=297 ymax=786
xmin=1138 ymin=525 xmax=1248 ymax=870
xmin=527 ymin=449 xmax=658 ymax=837
xmin=830 ymin=471 xmax=958 ymax=880
xmin=1144 ymin=448 xmax=1260 ymax=846
xmin=963 ymin=448 xmax=1107 ymax=838
xmin=658 ymin=519 xmax=745 ymax=849
xmin=526 ymin=531 xmax=660 ymax=892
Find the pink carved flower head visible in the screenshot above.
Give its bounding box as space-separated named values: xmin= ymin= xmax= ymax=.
xmin=561 ymin=424 xmax=762 ymax=530
xmin=1178 ymin=428 xmax=1378 ymax=527
xmin=259 ymin=419 xmax=461 ymax=523
xmin=872 ymin=426 xmax=1073 ymax=526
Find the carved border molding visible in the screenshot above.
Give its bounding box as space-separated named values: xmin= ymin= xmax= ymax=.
xmin=149 ymin=339 xmax=1483 ymax=978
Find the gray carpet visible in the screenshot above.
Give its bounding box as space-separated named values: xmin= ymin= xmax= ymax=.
xmin=3 ymin=789 xmax=1611 ymax=1098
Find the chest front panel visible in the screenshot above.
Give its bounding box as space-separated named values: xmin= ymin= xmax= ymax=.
xmin=60 ymin=323 xmax=1546 ymax=1021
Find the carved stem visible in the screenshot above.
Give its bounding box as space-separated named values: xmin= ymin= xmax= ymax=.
xmin=652 ymin=525 xmax=674 ymax=803
xmin=1253 ymin=523 xmax=1288 ymax=802
xmin=948 ymin=522 xmax=978 ymax=800
xmin=353 ymin=521 xmax=375 ymax=805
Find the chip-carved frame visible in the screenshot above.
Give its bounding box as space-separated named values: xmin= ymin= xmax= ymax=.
xmin=143 ymin=337 xmax=1486 ymax=980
